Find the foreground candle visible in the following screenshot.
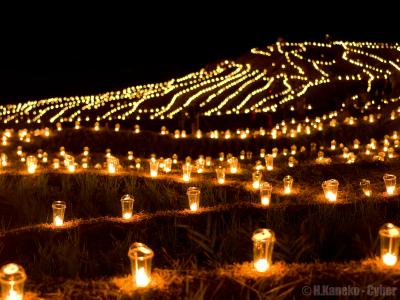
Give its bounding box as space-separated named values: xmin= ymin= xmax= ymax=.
xmin=128 ymin=242 xmax=154 ymax=287
xmin=0 ymin=263 xmax=27 ymax=300
xmin=379 ymin=223 xmax=400 ymax=267
xmin=121 ymin=194 xmax=134 ymax=219
xmin=252 ymin=228 xmax=275 ymax=272
xmin=52 ymin=201 xmax=66 ymax=226
xmin=322 ymin=179 xmax=339 ymax=202
xmin=187 ymin=187 xmax=200 ymax=211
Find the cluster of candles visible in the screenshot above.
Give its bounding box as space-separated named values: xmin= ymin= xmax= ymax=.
xmin=2 ymin=220 xmax=399 ymax=298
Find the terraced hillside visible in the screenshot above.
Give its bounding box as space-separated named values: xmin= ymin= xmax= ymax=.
xmin=0 ymin=41 xmax=399 ymax=127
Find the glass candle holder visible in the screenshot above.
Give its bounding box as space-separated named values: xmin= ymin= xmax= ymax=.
xmin=240 ymin=150 xmax=245 ymax=160
xmin=383 ymin=174 xmax=396 ymax=195
xmin=205 ymin=156 xmax=212 ymax=167
xmin=128 ymin=242 xmax=154 ymax=288
xmin=0 ymin=263 xmax=27 ymax=300
xmin=196 ymin=157 xmax=205 ymax=174
xmin=135 ymin=158 xmax=141 ymax=170
xmin=379 ymin=223 xmax=400 ymax=267
xmin=121 ymin=194 xmax=134 ymax=219
xmin=252 ymin=229 xmax=275 ymax=272
xmin=127 ymin=151 xmax=134 ymax=161
xmin=252 ymin=171 xmax=262 ymax=189
xmin=215 ymin=166 xmax=225 ymax=184
xmin=265 ymin=154 xmax=273 ymax=171
xmin=283 ymin=175 xmax=293 ymax=194
xmin=64 ymin=155 xmax=75 ymax=172
xmin=182 ymin=164 xmax=192 ymax=182
xmin=134 ymin=125 xmax=140 ymax=133
xmin=149 ymin=160 xmax=159 ymax=177
xmin=53 ymin=158 xmax=60 ymax=170
xmin=259 ymin=148 xmax=266 ymax=158
xmin=163 ymin=158 xmax=172 ymax=173
xmin=229 ymin=157 xmax=238 ymax=174
xmin=26 ymin=155 xmax=38 ymax=174
xmin=260 ymin=182 xmax=272 ymax=206
xmin=322 ymin=179 xmax=339 ymax=202
xmin=52 ymin=201 xmax=66 ymax=226
xmin=115 ymin=123 xmax=120 ymax=132
xmin=94 ymin=122 xmax=100 ymax=131
xmin=360 ymin=179 xmax=371 ymax=197
xmin=107 ymin=156 xmax=119 ymax=174
xmin=187 ymin=187 xmax=200 ymax=211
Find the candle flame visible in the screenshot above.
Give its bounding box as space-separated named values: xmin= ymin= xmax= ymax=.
xmin=54 ymin=216 xmax=63 ymax=226
xmin=382 ymin=253 xmax=397 ymax=266
xmin=190 ymin=203 xmax=198 ymax=211
xmin=135 ymin=267 xmax=150 ymax=287
xmin=261 ymin=197 xmax=270 ymax=206
xmin=254 ymin=259 xmax=269 ymax=272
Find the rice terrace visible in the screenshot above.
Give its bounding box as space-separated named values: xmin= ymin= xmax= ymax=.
xmin=1 ymin=39 xmax=400 ymax=299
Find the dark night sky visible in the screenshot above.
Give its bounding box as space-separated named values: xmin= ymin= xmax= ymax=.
xmin=0 ymin=6 xmax=398 ymax=103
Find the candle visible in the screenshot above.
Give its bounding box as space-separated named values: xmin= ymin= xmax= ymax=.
xmin=260 ymin=182 xmax=272 ymax=206
xmin=215 ymin=166 xmax=225 ymax=184
xmin=360 ymin=179 xmax=371 ymax=197
xmin=182 ymin=164 xmax=192 ymax=182
xmin=0 ymin=264 xmax=27 ymax=300
xmin=187 ymin=187 xmax=200 ymax=211
xmin=265 ymin=154 xmax=273 ymax=171
xmin=252 ymin=229 xmax=275 ymax=272
xmin=229 ymin=157 xmax=239 ymax=174
xmin=128 ymin=242 xmax=154 ymax=288
xmin=52 ymin=201 xmax=66 ymax=226
xmin=379 ymin=223 xmax=400 ymax=267
xmin=26 ymin=155 xmax=38 ymax=174
xmin=322 ymin=179 xmax=339 ymax=202
xmin=383 ymin=174 xmax=396 ymax=195
xmin=252 ymin=171 xmax=262 ymax=189
xmin=283 ymin=175 xmax=293 ymax=194
xmin=121 ymin=194 xmax=134 ymax=219
xmin=149 ymin=159 xmax=159 ymax=177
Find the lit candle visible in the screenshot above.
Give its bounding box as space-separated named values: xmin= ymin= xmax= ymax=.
xmin=265 ymin=154 xmax=273 ymax=171
xmin=260 ymin=182 xmax=272 ymax=206
xmin=26 ymin=155 xmax=37 ymax=174
xmin=135 ymin=267 xmax=150 ymax=287
xmin=383 ymin=174 xmax=396 ymax=195
xmin=360 ymin=179 xmax=371 ymax=197
xmin=379 ymin=223 xmax=400 ymax=267
xmin=128 ymin=242 xmax=154 ymax=288
xmin=252 ymin=229 xmax=275 ymax=272
xmin=252 ymin=171 xmax=262 ymax=189
xmin=121 ymin=195 xmax=134 ymax=219
xmin=0 ymin=263 xmax=27 ymax=300
xmin=229 ymin=157 xmax=239 ymax=174
xmin=215 ymin=166 xmax=225 ymax=184
xmin=52 ymin=201 xmax=66 ymax=226
xmin=283 ymin=175 xmax=293 ymax=194
xmin=182 ymin=164 xmax=192 ymax=182
xmin=149 ymin=159 xmax=159 ymax=177
xmin=187 ymin=187 xmax=200 ymax=211
xmin=322 ymin=179 xmax=339 ymax=202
